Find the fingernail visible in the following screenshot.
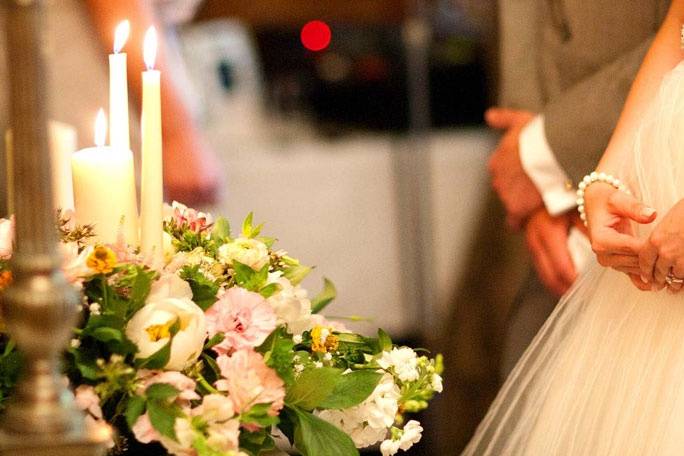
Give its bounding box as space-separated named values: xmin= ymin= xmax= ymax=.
xmin=641 ymin=207 xmax=656 ymax=218
xmin=640 ymin=275 xmax=649 ymax=284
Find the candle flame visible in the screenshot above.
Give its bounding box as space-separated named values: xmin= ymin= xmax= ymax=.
xmin=113 ymin=20 xmax=130 ymax=54
xmin=95 ymin=109 xmax=107 ymax=147
xmin=143 ymin=26 xmax=157 ymax=70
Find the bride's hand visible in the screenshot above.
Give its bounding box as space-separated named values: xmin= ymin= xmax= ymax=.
xmin=585 ymin=182 xmax=656 ymax=289
xmin=638 ymin=199 xmax=684 ymax=291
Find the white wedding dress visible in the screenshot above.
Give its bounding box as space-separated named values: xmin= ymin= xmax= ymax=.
xmin=464 ymin=61 xmax=684 ymax=455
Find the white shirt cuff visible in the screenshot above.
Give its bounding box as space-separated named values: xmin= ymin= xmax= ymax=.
xmin=519 ymin=115 xmax=577 ymax=216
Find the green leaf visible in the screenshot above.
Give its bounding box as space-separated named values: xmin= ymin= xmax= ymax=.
xmin=146 ymin=383 xmax=180 ymax=401
xmin=240 ymin=402 xmax=280 ymax=428
xmin=204 ymin=332 xmax=225 ymax=350
xmin=180 ymin=265 xmax=219 ymax=311
xmin=68 ymin=346 xmax=99 ymax=380
xmin=377 ymin=329 xmax=393 ymax=352
xmin=258 ymin=282 xmax=280 ymax=299
xmin=91 ymin=327 xmax=123 ymax=343
xmin=286 ymin=406 xmax=359 ymax=456
xmin=318 ymin=370 xmax=383 ymax=410
xmin=239 ymin=429 xmax=276 ymax=456
xmin=232 ymin=261 xmax=268 ymax=291
xmin=283 ymin=264 xmax=313 ymax=287
xmin=241 ymin=212 xmax=264 ymax=238
xmin=147 ymin=399 xmax=182 ymax=440
xmin=311 ymin=278 xmax=336 ymax=314
xmin=125 ymin=395 xmax=146 ymax=428
xmin=285 ymin=367 xmax=341 ymax=410
xmin=211 ymin=216 xmax=231 ymax=243
xmin=258 ymin=328 xmax=295 ymax=386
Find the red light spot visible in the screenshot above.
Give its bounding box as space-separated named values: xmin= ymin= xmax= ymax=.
xmin=301 ymin=20 xmax=331 ymax=52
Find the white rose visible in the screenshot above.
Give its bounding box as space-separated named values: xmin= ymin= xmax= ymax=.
xmin=149 ymin=273 xmax=193 ymax=301
xmin=126 ymin=294 xmax=206 ymax=371
xmin=218 ymin=237 xmax=269 ymax=271
xmin=266 ymin=272 xmax=312 ymax=334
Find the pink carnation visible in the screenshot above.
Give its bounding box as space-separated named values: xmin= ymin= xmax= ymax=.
xmin=215 ymin=349 xmax=285 ymax=418
xmin=0 ymin=217 xmax=14 ymax=260
xmin=205 ymin=287 xmax=277 ymax=354
xmin=132 ymin=413 xmax=160 ymax=444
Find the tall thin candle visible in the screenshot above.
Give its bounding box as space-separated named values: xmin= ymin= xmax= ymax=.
xmin=109 ymin=20 xmax=130 ymax=151
xmin=140 ymin=26 xmax=163 ymax=261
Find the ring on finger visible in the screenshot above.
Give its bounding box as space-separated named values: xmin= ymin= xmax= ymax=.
xmin=665 ymin=271 xmax=684 ymax=286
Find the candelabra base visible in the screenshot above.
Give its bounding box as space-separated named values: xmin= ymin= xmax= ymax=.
xmin=0 ymin=426 xmax=110 ymax=456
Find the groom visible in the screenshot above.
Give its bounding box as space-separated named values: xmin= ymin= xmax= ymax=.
xmin=438 ymin=0 xmax=669 ymax=452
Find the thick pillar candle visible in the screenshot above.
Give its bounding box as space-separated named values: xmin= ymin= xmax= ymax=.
xmin=48 ymin=121 xmax=77 ymax=211
xmin=140 ymin=27 xmax=163 ymax=260
xmin=72 ymin=109 xmax=138 ymax=245
xmin=109 ymin=20 xmax=130 ymax=151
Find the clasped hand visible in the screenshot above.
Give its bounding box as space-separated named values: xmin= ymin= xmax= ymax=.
xmin=585 ymin=183 xmax=684 ymax=292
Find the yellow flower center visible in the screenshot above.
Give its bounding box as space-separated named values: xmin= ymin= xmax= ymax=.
xmin=311 ymin=325 xmax=339 ymax=353
xmin=144 ymin=316 xmax=190 ymax=342
xmin=145 ymin=318 xmax=178 ymax=342
xmin=86 ymin=246 xmax=117 ymax=274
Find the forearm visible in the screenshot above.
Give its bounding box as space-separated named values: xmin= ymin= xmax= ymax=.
xmin=598 ymin=1 xmax=684 ymax=174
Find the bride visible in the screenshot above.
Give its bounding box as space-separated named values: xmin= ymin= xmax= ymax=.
xmin=464 ymin=2 xmax=684 ymax=454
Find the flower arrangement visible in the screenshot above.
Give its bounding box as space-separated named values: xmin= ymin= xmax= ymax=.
xmin=0 ymin=203 xmax=442 ymax=456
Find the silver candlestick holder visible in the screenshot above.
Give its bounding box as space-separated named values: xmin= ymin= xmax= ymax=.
xmin=0 ymin=0 xmax=108 ymax=454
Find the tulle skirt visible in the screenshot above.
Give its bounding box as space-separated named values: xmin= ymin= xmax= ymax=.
xmin=463 ymin=62 xmax=684 ymax=455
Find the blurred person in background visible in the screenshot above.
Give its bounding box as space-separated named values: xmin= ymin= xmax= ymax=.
xmin=439 ymin=0 xmax=667 ymax=452
xmin=0 ymin=0 xmax=219 ymax=214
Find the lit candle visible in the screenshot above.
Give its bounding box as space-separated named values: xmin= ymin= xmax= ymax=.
xmin=5 ymin=121 xmax=77 ymax=213
xmin=140 ymin=26 xmax=163 ymax=260
xmin=109 ymin=20 xmax=131 ymax=151
xmin=72 ymin=109 xmax=139 ymax=245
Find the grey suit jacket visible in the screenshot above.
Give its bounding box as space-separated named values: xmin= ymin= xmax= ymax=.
xmin=502 ymin=0 xmax=669 ymax=182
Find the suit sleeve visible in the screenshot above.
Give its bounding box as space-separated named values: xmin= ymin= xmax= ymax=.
xmin=543 ymin=38 xmax=653 ymax=183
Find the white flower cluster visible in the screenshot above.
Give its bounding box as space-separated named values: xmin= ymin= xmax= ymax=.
xmin=378 ymin=347 xmax=420 ymax=382
xmin=317 ymin=373 xmax=400 ymax=448
xmin=380 ymin=420 xmax=423 ymax=456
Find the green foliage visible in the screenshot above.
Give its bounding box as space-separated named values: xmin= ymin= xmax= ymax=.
xmin=193 ymin=435 xmax=227 ymax=456
xmin=258 ymin=282 xmax=280 ymax=299
xmin=258 ymin=328 xmax=295 ymax=385
xmin=239 ymin=429 xmax=276 ymax=456
xmin=241 ymin=213 xmax=264 ymax=239
xmin=284 ymin=406 xmax=359 ymax=456
xmin=180 ymin=265 xmax=220 ymax=311
xmin=283 ymin=264 xmax=313 ymax=287
xmin=377 ymin=329 xmax=393 ymax=352
xmin=111 ymin=264 xmax=157 ymax=318
xmin=125 ymin=395 xmax=146 ymax=428
xmin=318 ymin=370 xmax=383 ymax=410
xmin=310 ymin=278 xmax=336 ymax=314
xmin=147 ymin=398 xmax=183 ymax=440
xmin=285 ymin=367 xmax=342 ymax=411
xmin=0 ymin=340 xmax=21 ymax=410
xmin=211 ymin=217 xmax=231 ymax=244
xmin=232 ymin=261 xmax=268 ymax=292
xmin=240 ymin=402 xmax=279 ymax=428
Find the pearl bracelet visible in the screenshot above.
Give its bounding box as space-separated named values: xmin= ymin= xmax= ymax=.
xmin=576 ymin=172 xmax=630 ymax=226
